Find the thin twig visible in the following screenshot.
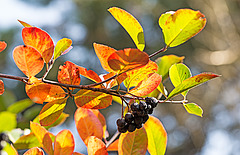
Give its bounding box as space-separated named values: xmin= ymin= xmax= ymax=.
xmin=0 ymin=73 xmax=29 ymax=84
xmin=106 ymin=131 xmax=120 ymax=148
xmin=149 ymin=46 xmax=167 ymax=58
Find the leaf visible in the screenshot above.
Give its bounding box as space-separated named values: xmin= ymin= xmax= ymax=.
xmin=108 ymin=7 xmax=145 ymax=51
xmin=22 ymin=27 xmax=54 ymax=63
xmin=129 ymin=73 xmax=162 ymax=97
xmin=167 ymin=72 xmax=220 ymax=99
xmin=23 ymin=147 xmax=44 ymax=155
xmin=87 ymin=136 xmax=108 ymax=155
xmin=169 ymin=63 xmax=192 ymax=97
xmin=183 ymin=103 xmax=203 ymax=117
xmin=2 ymin=143 xmax=18 ymax=155
xmin=7 ymin=99 xmax=33 ymax=114
xmin=39 ymin=98 xmax=67 ymax=126
xmin=73 ymin=153 xmax=85 ymax=155
xmin=124 ymin=60 xmax=158 ymax=90
xmin=0 ymin=111 xmax=17 ymax=132
xmin=107 ymin=48 xmax=149 ymax=73
xmin=58 ymin=61 xmax=81 ymax=87
xmin=155 ymin=55 xmax=184 ymax=81
xmin=74 ymin=90 xmax=112 ymax=109
xmin=107 ymin=139 xmax=119 ymax=151
xmin=118 ymin=128 xmax=148 ymax=155
xmin=144 ymin=116 xmax=167 ymax=155
xmin=77 ymin=66 xmax=102 ymax=83
xmin=13 ymin=45 xmax=44 ymax=77
xmin=26 ymin=77 xmax=66 ymax=104
xmin=0 ymin=80 xmax=4 ymax=95
xmin=54 ymin=38 xmax=72 ymax=60
xmin=159 ymin=9 xmax=206 ymax=47
xmin=54 ymin=130 xmax=75 ymax=155
xmin=14 ymin=133 xmax=41 ymax=150
xmin=18 ymin=20 xmax=32 ymax=27
xmin=100 ymin=72 xmax=127 ymax=88
xmin=0 ymin=41 xmax=7 ymax=52
xmin=93 ymin=43 xmax=117 ymax=72
xmin=74 ymin=107 xmax=103 ymax=145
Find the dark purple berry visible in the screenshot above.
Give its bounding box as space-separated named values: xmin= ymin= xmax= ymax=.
xmin=136 ymin=110 xmax=145 ymax=117
xmin=148 ymin=108 xmax=153 ymax=114
xmin=142 ymin=115 xmax=149 ymax=123
xmin=146 ymin=97 xmax=158 ymax=108
xmin=125 ymin=113 xmax=134 ymax=123
xmin=136 ymin=123 xmax=142 ymax=129
xmin=134 ymin=116 xmax=143 ymax=125
xmin=116 ymin=118 xmax=126 ymax=128
xmin=118 ymin=126 xmax=128 ymax=133
xmin=131 ymin=102 xmax=139 ymax=111
xmin=128 ymin=123 xmax=136 ymax=132
xmin=139 ymin=101 xmax=147 ymax=110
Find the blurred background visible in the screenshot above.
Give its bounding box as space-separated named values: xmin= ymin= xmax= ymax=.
xmin=0 ymin=0 xmax=240 ymax=154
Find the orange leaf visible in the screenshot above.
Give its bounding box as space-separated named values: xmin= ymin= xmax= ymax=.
xmin=18 ymin=20 xmax=32 ymax=27
xmin=0 ymin=41 xmax=7 ymax=52
xmin=101 ymin=72 xmax=127 ymax=88
xmin=58 ymin=61 xmax=81 ymax=87
xmin=23 ymin=147 xmax=44 ymax=155
xmin=118 ymin=128 xmax=148 ymax=155
xmin=74 ymin=107 xmax=103 ymax=145
xmin=26 ymin=77 xmax=66 ymax=104
xmin=124 ymin=60 xmax=158 ymax=90
xmin=129 ymin=73 xmax=162 ymax=96
xmin=74 ymin=90 xmax=112 ymax=109
xmin=77 ymin=66 xmax=102 ymax=83
xmin=107 ymin=139 xmax=119 ymax=151
xmin=0 ymin=80 xmax=4 ymax=95
xmin=87 ymin=136 xmax=108 ymax=155
xmin=22 ymin=27 xmax=54 ymax=63
xmin=107 ymin=48 xmax=149 ymax=73
xmin=13 ymin=45 xmax=44 ymax=77
xmin=144 ymin=116 xmax=167 ymax=155
xmin=93 ymin=43 xmax=117 ymax=72
xmin=39 ymin=98 xmax=67 ymax=126
xmin=73 ymin=153 xmax=85 ymax=155
xmin=54 ymin=130 xmax=75 ymax=155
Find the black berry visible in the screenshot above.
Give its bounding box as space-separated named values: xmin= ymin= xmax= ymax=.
xmin=139 ymin=101 xmax=147 ymax=110
xmin=125 ymin=113 xmax=134 ymax=123
xmin=134 ymin=116 xmax=143 ymax=125
xmin=116 ymin=118 xmax=126 ymax=128
xmin=128 ymin=123 xmax=136 ymax=132
xmin=131 ymin=102 xmax=139 ymax=111
xmin=118 ymin=126 xmax=128 ymax=133
xmin=142 ymin=115 xmax=149 ymax=123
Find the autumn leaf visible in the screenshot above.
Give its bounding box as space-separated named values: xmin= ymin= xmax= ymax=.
xmin=183 ymin=103 xmax=203 ymax=117
xmin=0 ymin=80 xmax=4 ymax=95
xmin=107 ymin=139 xmax=119 ymax=151
xmin=39 ymin=98 xmax=67 ymax=126
xmin=2 ymin=143 xmax=18 ymax=155
xmin=22 ymin=27 xmax=54 ymax=63
xmin=74 ymin=107 xmax=103 ymax=145
xmin=107 ymin=48 xmax=149 ymax=73
xmin=129 ymin=73 xmax=162 ymax=97
xmin=100 ymin=72 xmax=127 ymax=88
xmin=13 ymin=45 xmax=44 ymax=77
xmin=167 ymin=72 xmax=220 ymax=99
xmin=159 ymin=9 xmax=206 ymax=47
xmin=23 ymin=147 xmax=44 ymax=155
xmin=77 ymin=66 xmax=102 ymax=83
xmin=144 ymin=116 xmax=167 ymax=155
xmin=108 ymin=7 xmax=145 ymax=51
xmin=0 ymin=111 xmax=17 ymax=132
xmin=74 ymin=90 xmax=112 ymax=109
xmin=0 ymin=41 xmax=7 ymax=52
xmin=18 ymin=20 xmax=32 ymax=27
xmin=118 ymin=128 xmax=148 ymax=155
xmin=54 ymin=38 xmax=72 ymax=60
xmin=14 ymin=133 xmax=41 ymax=150
xmin=87 ymin=136 xmax=108 ymax=155
xmin=54 ymin=130 xmax=75 ymax=155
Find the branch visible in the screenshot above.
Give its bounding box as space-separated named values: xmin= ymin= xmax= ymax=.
xmin=148 ymin=46 xmax=167 ymax=58
xmin=0 ymin=73 xmax=29 ymax=84
xmin=106 ymin=130 xmax=120 ymax=148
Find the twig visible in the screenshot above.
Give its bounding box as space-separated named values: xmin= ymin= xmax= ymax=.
xmin=0 ymin=73 xmax=29 ymax=84
xmin=149 ymin=46 xmax=167 ymax=58
xmin=106 ymin=131 xmax=120 ymax=148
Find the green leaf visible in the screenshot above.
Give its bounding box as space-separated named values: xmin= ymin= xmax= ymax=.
xmin=7 ymin=99 xmax=33 ymax=114
xmin=169 ymin=63 xmax=192 ymax=97
xmin=108 ymin=7 xmax=145 ymax=51
xmin=183 ymin=103 xmax=203 ymax=117
xmin=2 ymin=143 xmax=18 ymax=155
xmin=159 ymin=9 xmax=206 ymax=47
xmin=155 ymin=55 xmax=184 ymax=81
xmin=0 ymin=111 xmax=17 ymax=132
xmin=54 ymin=38 xmax=72 ymax=60
xmin=167 ymin=72 xmax=220 ymax=99
xmin=14 ymin=133 xmax=41 ymax=150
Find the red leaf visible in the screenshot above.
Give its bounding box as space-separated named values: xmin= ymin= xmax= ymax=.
xmin=101 ymin=72 xmax=127 ymax=88
xmin=74 ymin=107 xmax=103 ymax=145
xmin=0 ymin=41 xmax=7 ymax=52
xmin=77 ymin=66 xmax=102 ymax=83
xmin=0 ymin=80 xmax=4 ymax=95
xmin=87 ymin=136 xmax=108 ymax=155
xmin=13 ymin=45 xmax=44 ymax=77
xmin=107 ymin=139 xmax=119 ymax=151
xmin=54 ymin=130 xmax=75 ymax=155
xmin=23 ymin=147 xmax=44 ymax=155
xmin=22 ymin=27 xmax=54 ymax=63
xmin=18 ymin=20 xmax=32 ymax=27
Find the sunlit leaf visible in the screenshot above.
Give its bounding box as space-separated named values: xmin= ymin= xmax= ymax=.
xmin=129 ymin=73 xmax=162 ymax=97
xmin=159 ymin=9 xmax=206 ymax=47
xmin=100 ymin=72 xmax=127 ymax=88
xmin=118 ymin=128 xmax=148 ymax=155
xmin=0 ymin=41 xmax=7 ymax=52
xmin=108 ymin=7 xmax=145 ymax=51
xmin=58 ymin=61 xmax=81 ymax=88
xmin=0 ymin=111 xmax=17 ymax=132
xmin=144 ymin=116 xmax=167 ymax=155
xmin=167 ymin=73 xmax=220 ymax=99
xmin=0 ymin=80 xmax=4 ymax=95
xmin=2 ymin=143 xmax=18 ymax=155
xmin=22 ymin=27 xmax=54 ymax=63
xmin=169 ymin=63 xmax=192 ymax=97
xmin=7 ymin=99 xmax=33 ymax=114
xmin=108 ymin=48 xmax=149 ymax=73
xmin=183 ymin=103 xmax=203 ymax=117
xmin=124 ymin=60 xmax=158 ymax=90
xmin=54 ymin=38 xmax=72 ymax=60
xmin=93 ymin=43 xmax=117 ymax=72
xmin=87 ymin=136 xmax=108 ymax=155
xmin=74 ymin=90 xmax=112 ymax=109
xmin=18 ymin=20 xmax=32 ymax=27
xmin=13 ymin=45 xmax=44 ymax=77
xmin=23 ymin=147 xmax=44 ymax=155
xmin=77 ymin=66 xmax=102 ymax=83
xmin=73 ymin=152 xmax=85 ymax=155
xmin=107 ymin=139 xmax=119 ymax=151
xmin=54 ymin=130 xmax=75 ymax=155
xmin=14 ymin=133 xmax=40 ymax=150
xmin=74 ymin=107 xmax=103 ymax=145
xmin=39 ymin=98 xmax=67 ymax=126
xmin=155 ymin=55 xmax=184 ymax=81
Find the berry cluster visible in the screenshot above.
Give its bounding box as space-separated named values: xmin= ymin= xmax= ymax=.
xmin=0 ymin=133 xmax=9 ymax=151
xmin=116 ymin=97 xmax=158 ymax=133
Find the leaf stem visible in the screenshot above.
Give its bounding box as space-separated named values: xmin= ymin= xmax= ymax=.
xmin=149 ymin=46 xmax=167 ymax=58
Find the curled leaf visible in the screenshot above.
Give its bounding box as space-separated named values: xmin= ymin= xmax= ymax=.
xmin=77 ymin=66 xmax=102 ymax=83
xmin=54 ymin=38 xmax=72 ymax=60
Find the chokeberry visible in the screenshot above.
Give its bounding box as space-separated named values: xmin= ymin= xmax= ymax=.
xmin=128 ymin=123 xmax=136 ymax=132
xmin=134 ymin=116 xmax=143 ymax=125
xmin=136 ymin=123 xmax=142 ymax=129
xmin=131 ymin=102 xmax=139 ymax=111
xmin=116 ymin=118 xmax=126 ymax=128
xmin=125 ymin=113 xmax=134 ymax=123
xmin=139 ymin=101 xmax=147 ymax=110
xmin=146 ymin=97 xmax=158 ymax=108
xmin=142 ymin=114 xmax=149 ymax=123
xmin=118 ymin=126 xmax=128 ymax=133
